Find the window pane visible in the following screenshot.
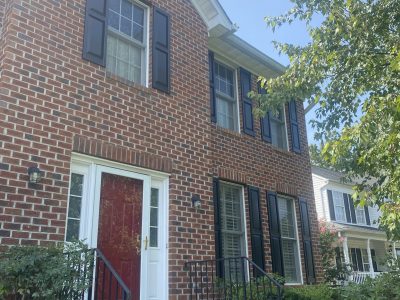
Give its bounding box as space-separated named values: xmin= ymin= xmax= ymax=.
xmin=109 ymin=11 xmax=120 ymax=30
xmin=356 ymin=208 xmax=365 ymax=224
xmin=150 ymin=227 xmax=158 ymax=247
xmin=133 ymin=6 xmax=144 ymax=25
xmin=68 ymin=196 xmax=82 ymax=219
xmin=278 ymin=198 xmax=295 ymax=238
xmin=333 ymin=191 xmax=346 ymax=222
xmin=121 ymin=0 xmax=133 ymax=19
xmin=132 ymin=23 xmax=144 ymax=42
xmin=120 ymin=17 xmax=132 ymax=36
xmin=282 ymin=239 xmax=300 ymax=283
xmin=70 ymin=174 xmax=83 ymax=196
xmin=109 ymin=0 xmax=120 ymax=13
xmin=151 ymin=188 xmax=159 ymax=207
xmin=150 ymin=207 xmax=158 ymax=227
xmin=66 ymin=219 xmax=80 ymax=242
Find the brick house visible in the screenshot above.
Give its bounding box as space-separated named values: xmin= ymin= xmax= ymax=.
xmin=0 ymin=0 xmax=322 ymax=298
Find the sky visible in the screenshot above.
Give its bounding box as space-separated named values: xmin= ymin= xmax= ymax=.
xmin=218 ymin=0 xmax=319 ymax=144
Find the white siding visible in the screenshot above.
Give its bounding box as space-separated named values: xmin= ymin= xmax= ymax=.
xmin=311 ymin=174 xmax=328 ymax=221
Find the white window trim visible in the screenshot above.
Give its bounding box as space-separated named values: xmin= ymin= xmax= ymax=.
xmin=277 ymin=195 xmax=304 ymax=285
xmin=107 ymin=0 xmax=150 ymax=87
xmin=213 ymin=55 xmax=241 ymax=134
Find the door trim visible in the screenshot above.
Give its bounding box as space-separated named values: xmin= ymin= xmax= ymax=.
xmin=70 ymin=153 xmax=169 ymax=300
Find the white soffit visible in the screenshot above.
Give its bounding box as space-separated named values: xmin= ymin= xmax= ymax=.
xmin=209 ymin=35 xmax=286 ymax=78
xmin=190 ymin=0 xmax=234 ymax=35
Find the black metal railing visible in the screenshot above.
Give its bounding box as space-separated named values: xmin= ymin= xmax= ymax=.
xmin=62 ymin=248 xmax=131 ymax=300
xmin=185 ymin=257 xmax=283 ymax=300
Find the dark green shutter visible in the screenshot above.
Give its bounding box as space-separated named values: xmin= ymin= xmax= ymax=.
xmin=327 ymin=190 xmax=336 ymax=221
xmin=152 ymin=7 xmax=170 ymax=93
xmin=343 ymin=193 xmax=352 ymax=223
xmin=248 ymin=186 xmax=265 ymax=276
xmin=355 ymin=248 xmax=364 ymax=271
xmin=209 ymin=51 xmax=216 ymax=123
xmin=266 ymin=191 xmax=284 ymax=276
xmin=365 ymin=206 xmax=371 ymax=225
xmin=348 ymin=194 xmax=357 ymax=224
xmin=240 ymin=68 xmax=255 ymax=136
xmin=288 ymin=99 xmax=301 ymax=153
xmin=299 ymin=198 xmax=316 ymax=284
xmin=82 ymin=0 xmax=107 ymax=66
xmin=350 ymin=248 xmax=358 ymax=271
xmin=259 ymin=84 xmax=272 ymax=143
xmin=213 ymin=178 xmax=223 ymax=277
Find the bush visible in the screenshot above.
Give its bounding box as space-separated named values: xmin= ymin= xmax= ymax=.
xmin=0 ymin=242 xmax=93 ymax=299
xmin=284 ymin=284 xmax=339 ymax=300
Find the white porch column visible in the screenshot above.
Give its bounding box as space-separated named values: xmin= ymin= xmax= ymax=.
xmin=341 ymin=234 xmax=350 ymax=265
xmin=367 ymin=239 xmax=374 ymax=277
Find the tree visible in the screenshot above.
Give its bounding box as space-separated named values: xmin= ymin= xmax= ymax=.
xmin=251 ymin=0 xmax=400 ymax=239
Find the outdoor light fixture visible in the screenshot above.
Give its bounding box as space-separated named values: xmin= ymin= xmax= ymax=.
xmin=28 ymin=166 xmax=41 ymax=184
xmin=192 ymin=194 xmax=201 ymax=209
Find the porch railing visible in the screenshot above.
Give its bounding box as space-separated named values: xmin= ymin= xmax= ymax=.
xmin=185 ymin=257 xmax=283 ymax=300
xmin=63 ymin=248 xmax=131 ymax=300
xmin=349 ymin=271 xmax=380 ymax=284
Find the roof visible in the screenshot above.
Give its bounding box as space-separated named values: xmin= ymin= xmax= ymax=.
xmin=191 ymin=0 xmax=286 ymax=78
xmin=312 ymin=166 xmax=350 ymax=184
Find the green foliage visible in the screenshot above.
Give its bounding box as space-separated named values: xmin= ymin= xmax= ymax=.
xmin=252 ymin=0 xmax=400 ymax=239
xmin=0 ymin=242 xmax=93 ymax=299
xmin=284 ymin=284 xmax=339 ymax=300
xmin=319 ymin=221 xmax=351 ymax=284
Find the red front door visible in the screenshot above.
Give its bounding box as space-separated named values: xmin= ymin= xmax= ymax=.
xmin=98 ymin=172 xmax=143 ymax=299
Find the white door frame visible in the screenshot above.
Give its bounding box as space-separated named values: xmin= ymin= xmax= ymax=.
xmin=70 ymin=153 xmax=169 ymax=300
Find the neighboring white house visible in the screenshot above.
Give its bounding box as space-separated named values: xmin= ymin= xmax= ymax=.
xmin=312 ymin=166 xmax=398 ymax=283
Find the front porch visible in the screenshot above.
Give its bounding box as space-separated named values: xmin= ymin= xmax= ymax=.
xmin=335 ymin=225 xmax=394 ymax=284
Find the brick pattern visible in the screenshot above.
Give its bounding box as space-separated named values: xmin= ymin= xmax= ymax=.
xmin=0 ymin=0 xmax=322 ymax=298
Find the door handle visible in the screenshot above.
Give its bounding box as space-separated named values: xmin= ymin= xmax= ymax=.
xmin=144 ymin=236 xmax=148 ymax=250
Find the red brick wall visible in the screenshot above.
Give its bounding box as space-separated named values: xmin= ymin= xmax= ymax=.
xmin=0 ymin=0 xmax=322 ymax=298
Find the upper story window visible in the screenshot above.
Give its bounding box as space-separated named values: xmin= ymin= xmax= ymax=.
xmin=214 ymin=61 xmax=238 ymax=131
xmin=332 ymin=190 xmax=346 ymax=222
xmin=355 ymin=206 xmax=366 ymax=224
xmin=107 ymin=0 xmax=147 ymax=85
xmin=270 ymin=107 xmax=288 ymax=150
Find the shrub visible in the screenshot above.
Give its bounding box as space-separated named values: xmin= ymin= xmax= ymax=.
xmin=284 ymin=284 xmax=339 ymax=300
xmin=0 ymin=242 xmax=93 ymax=299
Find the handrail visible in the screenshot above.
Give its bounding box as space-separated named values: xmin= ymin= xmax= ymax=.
xmin=185 ymin=256 xmax=283 ymax=299
xmin=94 ymin=248 xmax=132 ymax=300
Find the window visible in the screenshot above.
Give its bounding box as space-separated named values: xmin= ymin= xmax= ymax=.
xmin=332 ymin=191 xmax=346 ymax=222
xmin=107 ymin=0 xmax=147 ymax=84
xmin=220 ymin=183 xmax=245 ymax=275
xmin=348 ymin=248 xmax=371 ymax=271
xmin=278 ymin=196 xmax=301 ymax=283
xmin=149 ymin=188 xmax=159 ymax=247
xmin=66 ymin=173 xmax=84 ymax=242
xmin=360 ymin=249 xmax=370 ymax=271
xmin=270 ymin=107 xmax=288 ymax=149
xmin=214 ymin=61 xmax=238 ymax=131
xmin=355 ymin=207 xmax=366 ymax=224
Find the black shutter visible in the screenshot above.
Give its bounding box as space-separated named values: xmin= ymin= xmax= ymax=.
xmin=240 ymin=68 xmax=255 ymax=136
xmin=299 ymin=198 xmax=316 ymax=284
xmin=248 ymin=186 xmax=265 ymax=276
xmin=152 ymin=7 xmax=170 ymax=93
xmin=348 ymin=194 xmax=357 ymax=224
xmin=259 ymin=84 xmax=272 ymax=143
xmin=209 ymin=51 xmax=217 ymax=123
xmin=335 ymin=247 xmax=341 ymax=269
xmin=327 ymin=190 xmax=336 ymax=221
xmin=343 ymin=193 xmax=352 ymax=223
xmin=364 ymin=206 xmax=371 ymax=225
xmin=288 ymin=99 xmax=301 ymax=153
xmin=371 ymin=249 xmax=378 ymax=272
xmin=350 ymin=248 xmax=358 ymax=271
xmin=266 ymin=191 xmax=284 ymax=276
xmin=355 ymin=248 xmax=364 ymax=271
xmin=213 ymin=178 xmax=224 ymax=277
xmin=82 ymin=0 xmax=107 ymax=66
